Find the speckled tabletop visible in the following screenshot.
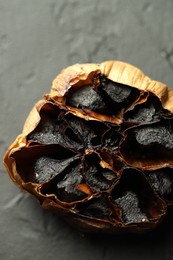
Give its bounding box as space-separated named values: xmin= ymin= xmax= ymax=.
xmin=1 ymin=1 xmax=173 ymax=259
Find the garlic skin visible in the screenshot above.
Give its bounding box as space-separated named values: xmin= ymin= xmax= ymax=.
xmin=3 ymin=61 xmax=173 ymax=235
xmin=50 ymin=61 xmax=173 ymax=111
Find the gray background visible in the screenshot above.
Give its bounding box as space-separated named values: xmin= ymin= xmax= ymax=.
xmin=1 ymin=0 xmax=173 ymax=259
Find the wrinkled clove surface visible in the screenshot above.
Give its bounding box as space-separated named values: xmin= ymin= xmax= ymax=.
xmin=4 ymin=61 xmax=173 ymax=234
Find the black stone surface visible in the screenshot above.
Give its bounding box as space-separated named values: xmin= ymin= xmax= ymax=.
xmin=1 ymin=0 xmax=173 ymax=259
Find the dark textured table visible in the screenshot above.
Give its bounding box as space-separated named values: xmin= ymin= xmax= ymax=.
xmin=1 ymin=1 xmax=173 ymax=259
